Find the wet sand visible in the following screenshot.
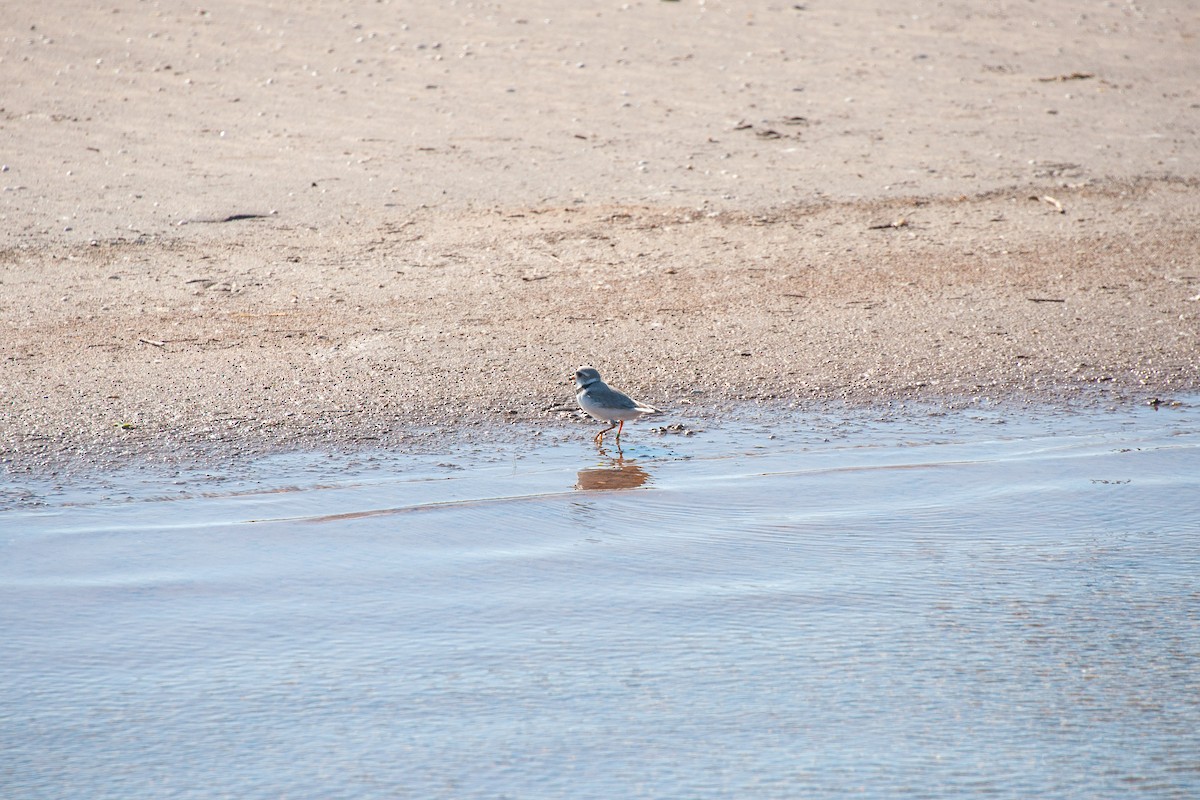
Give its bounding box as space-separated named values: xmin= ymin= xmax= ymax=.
xmin=2 ymin=1 xmax=1198 ymax=471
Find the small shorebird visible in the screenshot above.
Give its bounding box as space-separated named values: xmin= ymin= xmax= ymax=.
xmin=573 ymin=366 xmax=661 ymax=445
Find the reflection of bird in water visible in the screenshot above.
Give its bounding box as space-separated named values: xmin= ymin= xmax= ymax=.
xmin=572 ymin=366 xmax=661 ymax=446
xmin=575 ymin=460 xmax=651 ymax=491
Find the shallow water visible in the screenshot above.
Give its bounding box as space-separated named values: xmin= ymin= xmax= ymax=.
xmin=2 ymin=401 xmax=1199 ymax=799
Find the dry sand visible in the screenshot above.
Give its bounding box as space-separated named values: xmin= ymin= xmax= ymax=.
xmin=2 ymin=0 xmax=1198 ymax=472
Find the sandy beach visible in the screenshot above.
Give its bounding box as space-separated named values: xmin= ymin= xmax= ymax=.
xmin=3 ymin=0 xmax=1198 ymax=471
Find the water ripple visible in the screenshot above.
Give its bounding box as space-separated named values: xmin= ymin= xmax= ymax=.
xmin=2 ymin=401 xmax=1198 ymax=799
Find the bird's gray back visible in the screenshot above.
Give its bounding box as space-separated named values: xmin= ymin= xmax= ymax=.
xmin=586 ymin=382 xmax=639 ymax=410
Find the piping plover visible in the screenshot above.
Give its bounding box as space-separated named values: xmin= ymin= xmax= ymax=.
xmin=573 ymin=366 xmax=661 ymax=445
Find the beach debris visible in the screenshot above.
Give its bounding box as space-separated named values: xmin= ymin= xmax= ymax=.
xmin=177 ymin=212 xmax=275 ymax=225
xmin=1027 ymin=297 xmax=1066 ymax=303
xmin=1036 ymin=71 xmax=1094 ymax=82
xmin=651 ymin=423 xmax=693 ymax=436
xmin=1031 ymin=161 xmax=1082 ymax=178
xmin=1034 ymin=195 xmax=1065 ymax=213
xmin=729 ymin=117 xmax=806 ymax=139
xmin=137 ymin=337 xmax=165 ymax=347
xmin=868 ymin=217 xmax=910 ymax=230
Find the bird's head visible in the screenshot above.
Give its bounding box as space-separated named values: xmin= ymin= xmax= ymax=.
xmin=573 ymin=366 xmax=601 ymax=388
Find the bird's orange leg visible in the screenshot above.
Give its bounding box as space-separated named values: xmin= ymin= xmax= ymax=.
xmin=615 ymin=419 xmax=626 ymax=443
xmin=594 ymin=422 xmax=618 ymax=444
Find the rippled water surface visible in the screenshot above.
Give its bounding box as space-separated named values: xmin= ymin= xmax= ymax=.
xmin=3 ymin=401 xmax=1199 ymax=799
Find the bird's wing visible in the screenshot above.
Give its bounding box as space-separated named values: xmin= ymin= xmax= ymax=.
xmin=599 ymin=387 xmax=642 ymax=410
